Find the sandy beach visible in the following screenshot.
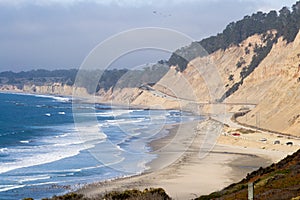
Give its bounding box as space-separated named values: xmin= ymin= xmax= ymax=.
xmin=77 ymin=115 xmax=300 ymax=199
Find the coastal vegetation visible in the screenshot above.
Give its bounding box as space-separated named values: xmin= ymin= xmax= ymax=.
xmin=196 ymin=149 xmax=300 ymax=200
xmin=168 ymin=1 xmax=300 ymax=73
xmin=23 ymin=188 xmax=171 ymax=200
xmin=0 ymin=62 xmax=168 ymax=94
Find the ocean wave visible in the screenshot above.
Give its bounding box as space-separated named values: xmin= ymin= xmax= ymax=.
xmin=95 ymin=109 xmax=134 ymax=117
xmin=0 ymin=123 xmax=108 ymax=174
xmin=0 ymin=148 xmax=83 ymax=174
xmin=0 ymin=148 xmax=9 ymax=157
xmin=26 ymin=181 xmax=59 ymax=187
xmin=7 ymin=93 xmax=71 ymax=103
xmin=51 ymin=96 xmax=70 ymax=102
xmin=54 ymin=133 xmax=71 ymax=138
xmin=53 ymin=141 xmax=84 ymax=147
xmin=0 ymin=184 xmax=25 ymax=192
xmin=19 ymin=175 xmax=51 ymax=183
xmin=0 ymin=144 xmax=93 ymax=174
xmin=79 ymin=110 xmax=134 ymax=118
xmin=62 ymin=164 xmax=105 ymax=173
xmin=20 ymin=140 xmax=30 ymax=144
xmin=0 ymin=148 xmax=8 ymax=153
xmin=105 ymin=118 xmax=145 ymax=126
xmin=57 ymin=172 xmax=74 ymax=177
xmin=0 ymin=148 xmax=9 ymax=158
xmin=34 ymin=94 xmax=71 ymax=102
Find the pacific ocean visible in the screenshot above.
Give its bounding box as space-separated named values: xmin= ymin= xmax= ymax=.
xmin=0 ymin=92 xmax=201 ymax=199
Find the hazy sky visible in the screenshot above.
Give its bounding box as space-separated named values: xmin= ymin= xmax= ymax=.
xmin=0 ymin=0 xmax=297 ymax=72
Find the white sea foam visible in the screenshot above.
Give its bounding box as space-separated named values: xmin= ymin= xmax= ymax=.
xmin=54 ymin=133 xmax=71 ymax=138
xmin=67 ymin=164 xmax=105 ymax=172
xmin=116 ymin=144 xmax=125 ymax=152
xmin=6 ymin=92 xmax=71 ymax=103
xmin=0 ymin=184 xmax=25 ymax=192
xmin=0 ymin=124 xmax=107 ymax=174
xmin=19 ymin=175 xmax=51 ymax=183
xmin=0 ymin=148 xmax=82 ymax=174
xmin=94 ymin=109 xmax=134 ymax=117
xmin=27 ymin=181 xmax=59 ymax=187
xmin=105 ymin=118 xmax=145 ymax=126
xmin=53 ymin=141 xmax=84 ymax=147
xmin=57 ymin=172 xmax=74 ymax=177
xmin=51 ymin=96 xmax=70 ymax=102
xmin=0 ymin=102 xmax=188 ymax=195
xmin=0 ymin=148 xmax=8 ymax=153
xmin=20 ymin=140 xmax=30 ymax=144
xmin=34 ymin=94 xmax=71 ymax=102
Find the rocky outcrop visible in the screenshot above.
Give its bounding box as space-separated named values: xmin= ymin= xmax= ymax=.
xmin=0 ymin=84 xmax=22 ymax=92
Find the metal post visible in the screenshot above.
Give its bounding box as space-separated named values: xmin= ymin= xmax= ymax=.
xmin=248 ymin=182 xmax=254 ymax=200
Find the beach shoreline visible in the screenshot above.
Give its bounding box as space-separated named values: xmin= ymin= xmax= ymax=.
xmin=76 ymin=115 xmax=299 ymax=199
xmin=2 ymin=91 xmax=299 ymax=199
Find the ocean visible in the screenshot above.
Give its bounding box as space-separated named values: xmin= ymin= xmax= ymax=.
xmin=0 ymin=92 xmax=201 ymax=200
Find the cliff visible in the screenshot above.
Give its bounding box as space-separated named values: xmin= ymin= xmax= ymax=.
xmin=0 ymin=82 xmax=89 ymax=97
xmin=128 ymin=30 xmax=300 ymax=136
xmin=226 ymin=31 xmax=300 ymax=136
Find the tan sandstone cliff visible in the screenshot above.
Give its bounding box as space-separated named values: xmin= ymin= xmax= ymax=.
xmin=226 ymin=31 xmax=300 ymax=136
xmin=132 ymin=33 xmax=272 ymax=111
xmin=0 ymin=83 xmax=89 ymax=97
xmin=131 ymin=30 xmax=300 ymax=136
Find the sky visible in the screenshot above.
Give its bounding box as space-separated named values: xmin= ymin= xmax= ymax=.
xmin=0 ymin=0 xmax=297 ymax=72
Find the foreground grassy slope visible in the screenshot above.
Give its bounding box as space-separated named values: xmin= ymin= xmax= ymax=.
xmin=196 ymin=149 xmax=300 ymax=200
xmin=23 ymin=188 xmax=171 ymax=200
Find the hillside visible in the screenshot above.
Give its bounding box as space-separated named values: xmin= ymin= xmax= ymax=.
xmin=0 ymin=63 xmax=168 ymax=99
xmin=226 ymin=31 xmax=300 ymax=136
xmin=196 ymin=149 xmax=300 ymax=200
xmin=168 ymin=1 xmax=300 ymax=72
xmin=131 ymin=1 xmax=300 ymax=136
xmin=133 ymin=30 xmax=300 ymax=135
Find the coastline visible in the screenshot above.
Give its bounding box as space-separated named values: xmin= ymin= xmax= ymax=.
xmin=0 ymin=90 xmax=166 ymax=111
xmin=2 ymin=91 xmax=299 ymax=199
xmin=77 ymin=117 xmax=297 ymax=199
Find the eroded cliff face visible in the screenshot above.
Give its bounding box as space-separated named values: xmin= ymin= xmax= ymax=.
xmin=96 ymin=87 xmax=143 ymax=105
xmin=132 ymin=30 xmax=300 ymax=136
xmin=132 ymin=33 xmax=270 ymax=111
xmin=0 ymin=84 xmax=22 ymax=92
xmin=226 ymin=31 xmax=300 ymax=136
